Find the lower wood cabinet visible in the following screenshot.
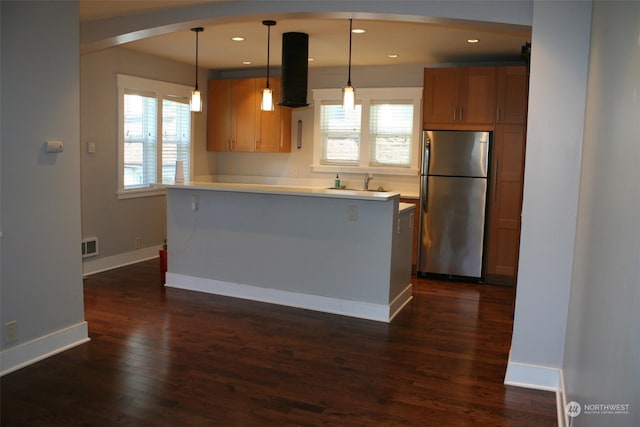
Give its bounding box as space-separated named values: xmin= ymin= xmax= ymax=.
xmin=207 ymin=77 xmax=291 ymax=153
xmin=485 ymin=124 xmax=526 ymax=285
xmin=400 ymin=197 xmax=420 ymax=273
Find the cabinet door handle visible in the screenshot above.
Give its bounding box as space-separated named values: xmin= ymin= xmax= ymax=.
xmin=459 ymin=107 xmax=463 ymax=121
xmin=453 ymin=108 xmax=457 ymax=121
xmin=497 ymin=107 xmax=501 ymax=122
xmin=493 ymin=159 xmax=499 ymax=201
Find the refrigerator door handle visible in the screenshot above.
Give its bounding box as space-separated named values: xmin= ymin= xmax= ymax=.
xmin=421 ymin=133 xmax=430 ymax=174
xmin=421 ymin=176 xmax=429 ymax=213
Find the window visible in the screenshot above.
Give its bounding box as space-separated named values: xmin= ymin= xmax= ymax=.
xmin=117 ymin=74 xmax=193 ymax=198
xmin=320 ymin=104 xmax=362 ymax=164
xmin=312 ymin=87 xmax=422 ymax=175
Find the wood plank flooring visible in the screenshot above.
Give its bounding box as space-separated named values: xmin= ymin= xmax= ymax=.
xmin=1 ymin=260 xmax=557 ymax=426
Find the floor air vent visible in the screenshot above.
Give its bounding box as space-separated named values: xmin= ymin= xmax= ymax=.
xmin=82 ymin=237 xmax=99 ymax=258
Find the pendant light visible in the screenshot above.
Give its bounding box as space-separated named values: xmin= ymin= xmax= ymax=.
xmin=342 ymin=18 xmax=355 ymax=110
xmin=190 ymin=27 xmax=204 ymax=112
xmin=261 ymin=20 xmax=276 ymax=111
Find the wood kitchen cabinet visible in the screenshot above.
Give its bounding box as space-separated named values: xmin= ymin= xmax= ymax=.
xmin=400 ymin=197 xmax=420 ymax=272
xmin=485 ymin=124 xmax=526 ymax=285
xmin=423 ymin=66 xmax=496 ymax=129
xmin=485 ymin=65 xmax=528 ymax=285
xmin=495 ymin=66 xmax=529 ymax=125
xmin=207 ymin=77 xmax=291 ymax=152
xmin=255 ymin=79 xmax=291 ymax=153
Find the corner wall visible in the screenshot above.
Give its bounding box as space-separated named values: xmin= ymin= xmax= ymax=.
xmin=80 ymin=46 xmax=212 ymax=270
xmin=562 ymin=2 xmax=640 ymax=426
xmin=1 ymin=0 xmax=88 ymax=375
xmin=506 ymin=0 xmax=592 ymax=389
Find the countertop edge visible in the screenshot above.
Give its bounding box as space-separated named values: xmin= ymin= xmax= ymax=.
xmin=164 ymin=182 xmax=401 ymax=201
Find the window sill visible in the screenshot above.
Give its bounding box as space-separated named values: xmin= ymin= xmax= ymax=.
xmin=311 ymin=164 xmax=419 ymax=176
xmin=117 ymin=186 xmax=166 ymax=200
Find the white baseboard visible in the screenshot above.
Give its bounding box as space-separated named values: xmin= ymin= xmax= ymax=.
xmin=504 ymin=359 xmax=561 ymax=391
xmin=389 ymin=284 xmax=414 ymax=321
xmin=505 ymin=358 xmax=566 ymax=426
xmin=166 ymin=273 xmax=413 ymax=323
xmin=0 ymin=322 xmax=90 ymax=376
xmin=83 ymin=245 xmax=162 ymax=276
xmin=557 ymin=368 xmax=568 ymax=427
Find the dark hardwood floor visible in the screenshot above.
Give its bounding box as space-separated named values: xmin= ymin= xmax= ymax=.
xmin=1 ymin=260 xmax=557 ymax=426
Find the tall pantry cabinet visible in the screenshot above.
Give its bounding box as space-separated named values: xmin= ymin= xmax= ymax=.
xmin=423 ymin=65 xmax=529 ymax=286
xmin=486 ymin=66 xmax=528 ymax=285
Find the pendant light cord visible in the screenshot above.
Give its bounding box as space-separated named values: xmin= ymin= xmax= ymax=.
xmin=191 ymin=27 xmax=204 ymax=91
xmin=265 ymin=21 xmax=273 ymax=89
xmin=347 ymin=18 xmax=353 ymax=86
xmin=195 ymin=30 xmax=199 ymax=90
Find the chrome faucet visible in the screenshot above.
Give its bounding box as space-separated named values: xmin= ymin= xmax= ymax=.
xmin=364 ymin=173 xmax=374 ymax=190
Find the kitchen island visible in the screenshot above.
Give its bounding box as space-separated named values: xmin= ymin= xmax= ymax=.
xmin=164 ymin=182 xmax=414 ymax=322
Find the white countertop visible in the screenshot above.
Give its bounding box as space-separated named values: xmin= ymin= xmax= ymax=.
xmin=165 ymin=181 xmax=401 ymax=201
xmin=398 ymin=202 xmax=416 ymax=214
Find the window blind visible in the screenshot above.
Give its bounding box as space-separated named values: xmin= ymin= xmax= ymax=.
xmin=161 ymin=98 xmax=191 ymax=184
xmin=320 ymin=104 xmax=362 ymax=163
xmin=370 ymin=103 xmax=413 ymax=166
xmin=123 ymin=93 xmax=157 ymax=188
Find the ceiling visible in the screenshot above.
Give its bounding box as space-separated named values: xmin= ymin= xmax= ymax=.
xmin=79 ymin=1 xmax=531 ymax=71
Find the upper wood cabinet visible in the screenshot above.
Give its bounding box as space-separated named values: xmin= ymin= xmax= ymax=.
xmin=495 ymin=66 xmax=529 ymax=125
xmin=423 ymin=67 xmax=497 ymax=129
xmin=207 ymin=77 xmax=291 ymax=152
xmin=255 ymin=79 xmax=291 ymax=153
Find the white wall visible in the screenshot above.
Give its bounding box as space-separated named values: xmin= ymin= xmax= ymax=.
xmin=0 ymin=1 xmax=88 ymax=374
xmin=563 ymin=2 xmax=640 ymax=425
xmin=505 ymin=0 xmax=592 ymax=388
xmin=80 ymin=47 xmax=211 ymax=266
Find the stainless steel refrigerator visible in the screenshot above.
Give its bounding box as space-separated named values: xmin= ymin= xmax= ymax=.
xmin=417 ymin=130 xmax=490 ymax=281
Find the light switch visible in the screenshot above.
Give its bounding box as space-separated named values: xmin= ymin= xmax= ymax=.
xmin=87 ymin=141 xmax=96 ymax=154
xmin=45 ymin=140 xmax=63 ymax=153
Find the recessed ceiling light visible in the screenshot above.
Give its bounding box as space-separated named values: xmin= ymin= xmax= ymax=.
xmin=232 ymin=36 xmax=245 ymax=42
xmin=467 ymin=38 xmax=480 ymax=44
xmin=242 ymin=61 xmax=251 ymax=65
xmin=352 ymin=28 xmax=366 ymax=34
xmin=388 ymin=54 xmax=399 ymax=58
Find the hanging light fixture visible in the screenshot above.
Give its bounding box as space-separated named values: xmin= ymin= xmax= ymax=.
xmin=190 ymin=27 xmax=204 ymax=112
xmin=261 ymin=20 xmax=276 ymax=111
xmin=342 ymin=18 xmax=355 ymax=110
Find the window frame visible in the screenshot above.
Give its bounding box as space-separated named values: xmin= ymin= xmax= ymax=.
xmin=116 ymin=74 xmax=194 ymax=199
xmin=312 ymin=87 xmax=422 ymax=176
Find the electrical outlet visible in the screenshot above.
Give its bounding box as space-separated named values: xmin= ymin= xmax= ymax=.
xmin=348 ymin=205 xmax=358 ymax=221
xmin=135 ymin=237 xmax=142 ymax=249
xmin=292 ymin=167 xmax=299 ymax=178
xmin=5 ymin=321 xmax=17 ymax=343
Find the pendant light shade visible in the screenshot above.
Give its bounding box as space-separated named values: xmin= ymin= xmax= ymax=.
xmin=190 ymin=27 xmax=204 ymax=112
xmin=261 ymin=87 xmax=274 ymax=111
xmin=261 ymin=20 xmax=276 ymax=111
xmin=343 ymin=19 xmax=355 ymax=110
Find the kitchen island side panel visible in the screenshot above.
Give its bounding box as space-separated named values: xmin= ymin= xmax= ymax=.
xmin=166 ymin=187 xmax=401 ymax=305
